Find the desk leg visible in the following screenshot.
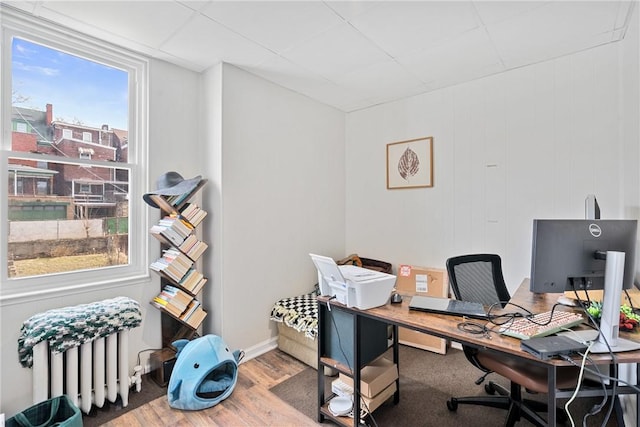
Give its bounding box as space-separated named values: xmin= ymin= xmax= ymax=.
xmin=353 ymin=312 xmax=362 ymax=426
xmin=547 ymin=365 xmax=557 ymax=427
xmin=317 ymin=301 xmax=325 ymax=423
xmin=392 ymin=324 xmax=399 ymax=405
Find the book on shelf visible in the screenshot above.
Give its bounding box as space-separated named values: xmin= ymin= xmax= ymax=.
xmin=180 ymin=299 xmax=201 ymax=322
xmin=184 ymin=239 xmax=208 ymax=262
xmin=178 ymin=268 xmax=206 ymax=294
xmin=189 ymin=277 xmax=207 ymax=296
xmin=179 ymin=203 xmax=208 ymax=228
xmin=150 ymin=248 xmax=194 ymax=282
xmin=162 ymin=284 xmax=192 ymax=309
xmin=151 ymin=285 xmax=194 ymax=318
xmin=184 ymin=306 xmax=207 ymax=328
xmin=152 ymin=294 xmax=184 ymax=317
xmin=150 ymin=224 xmax=185 ymax=247
xmin=158 ymin=216 xmax=192 ymax=239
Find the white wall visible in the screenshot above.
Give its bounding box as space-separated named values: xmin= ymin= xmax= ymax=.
xmin=345 ymin=36 xmax=639 ymax=294
xmin=0 ymin=58 xmax=202 ymax=417
xmin=200 ymin=63 xmax=346 ymax=354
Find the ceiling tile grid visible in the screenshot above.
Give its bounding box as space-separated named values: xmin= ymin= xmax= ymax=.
xmin=3 ymin=0 xmax=635 ymax=112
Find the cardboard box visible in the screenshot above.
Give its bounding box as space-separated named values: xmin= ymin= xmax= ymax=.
xmin=361 ymin=381 xmax=397 ymax=413
xmin=339 ymin=357 xmax=398 ymax=398
xmin=396 ymin=265 xmax=449 ymax=354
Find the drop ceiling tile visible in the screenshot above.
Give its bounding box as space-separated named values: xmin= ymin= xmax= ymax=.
xmin=323 ymin=0 xmax=382 ymax=21
xmin=281 ymin=21 xmax=390 ymax=80
xmin=177 ymin=0 xmax=214 ymax=12
xmin=297 ymin=80 xmax=371 ymax=112
xmin=349 ymin=1 xmax=480 ymax=58
xmin=38 ymin=1 xmax=194 ymax=49
xmin=199 ymin=1 xmax=342 ymax=54
xmin=333 ymin=60 xmax=426 ymax=101
xmin=486 ymin=1 xmax=621 ymax=68
xmin=397 ymin=27 xmax=503 ymax=84
xmin=160 ymin=13 xmax=275 ymax=71
xmin=472 ymin=1 xmax=547 ymax=26
xmin=240 ymin=55 xmax=329 ymax=96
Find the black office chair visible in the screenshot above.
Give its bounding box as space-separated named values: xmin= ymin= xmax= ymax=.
xmin=445 ymin=254 xmax=579 ymax=427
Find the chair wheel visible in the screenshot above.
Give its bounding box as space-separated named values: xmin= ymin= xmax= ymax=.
xmin=485 ymin=383 xmax=496 ymax=395
xmin=446 ymin=398 xmax=458 ymax=411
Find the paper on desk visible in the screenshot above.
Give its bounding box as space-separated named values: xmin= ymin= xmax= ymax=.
xmin=415 ymin=274 xmax=428 ymax=293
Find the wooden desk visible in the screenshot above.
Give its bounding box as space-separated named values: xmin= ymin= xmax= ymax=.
xmin=317 ymin=280 xmax=640 ymax=426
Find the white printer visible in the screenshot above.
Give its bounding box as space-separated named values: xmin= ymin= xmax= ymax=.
xmin=310 ymin=253 xmax=397 ymax=310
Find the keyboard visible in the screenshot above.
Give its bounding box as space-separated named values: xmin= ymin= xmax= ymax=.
xmin=499 ymin=310 xmax=584 ymax=340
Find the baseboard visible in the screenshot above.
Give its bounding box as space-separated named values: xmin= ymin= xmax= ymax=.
xmin=240 ymin=336 xmax=278 ymax=362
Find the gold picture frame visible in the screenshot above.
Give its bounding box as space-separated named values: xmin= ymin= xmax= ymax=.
xmin=386 ymin=137 xmax=433 ymax=189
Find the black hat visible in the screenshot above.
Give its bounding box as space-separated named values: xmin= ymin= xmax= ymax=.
xmin=143 ymin=171 xmax=203 ymax=209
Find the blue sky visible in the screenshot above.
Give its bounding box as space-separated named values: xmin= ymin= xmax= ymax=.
xmin=12 ymin=37 xmax=128 ymax=130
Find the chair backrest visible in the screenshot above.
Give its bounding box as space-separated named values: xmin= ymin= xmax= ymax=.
xmin=446 ymin=254 xmax=511 ymax=308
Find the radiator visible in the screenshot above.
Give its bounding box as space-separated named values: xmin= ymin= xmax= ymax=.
xmin=31 ymin=329 xmax=132 ymax=414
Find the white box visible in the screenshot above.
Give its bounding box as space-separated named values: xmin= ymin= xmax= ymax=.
xmin=311 ymin=254 xmax=396 ymax=310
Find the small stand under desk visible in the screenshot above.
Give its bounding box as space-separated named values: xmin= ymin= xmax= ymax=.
xmin=318 ymin=280 xmax=640 ymax=427
xmin=316 ymin=297 xmax=400 ymax=427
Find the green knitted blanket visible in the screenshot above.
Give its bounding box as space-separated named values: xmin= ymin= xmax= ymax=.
xmin=18 ymin=296 xmax=142 ymax=368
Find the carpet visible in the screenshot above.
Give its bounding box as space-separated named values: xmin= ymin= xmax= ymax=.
xmin=82 ymin=374 xmax=166 ymax=427
xmin=270 ymin=345 xmax=619 ymax=426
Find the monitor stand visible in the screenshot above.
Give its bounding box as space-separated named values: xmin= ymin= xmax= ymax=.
xmin=564 ymin=251 xmax=640 ymax=354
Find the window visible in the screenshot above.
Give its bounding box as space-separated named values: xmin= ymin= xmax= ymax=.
xmin=1 ymin=7 xmax=149 ymax=300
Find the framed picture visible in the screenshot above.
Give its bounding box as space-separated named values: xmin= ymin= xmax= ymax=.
xmin=386 ymin=137 xmax=433 ymax=189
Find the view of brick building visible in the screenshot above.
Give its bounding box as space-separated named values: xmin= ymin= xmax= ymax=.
xmin=9 ymin=103 xmax=129 ymax=220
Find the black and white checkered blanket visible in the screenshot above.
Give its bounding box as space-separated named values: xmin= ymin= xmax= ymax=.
xmin=270 ymin=291 xmax=318 ymax=339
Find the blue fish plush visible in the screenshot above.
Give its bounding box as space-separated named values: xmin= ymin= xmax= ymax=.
xmin=168 ymin=334 xmax=244 ymax=410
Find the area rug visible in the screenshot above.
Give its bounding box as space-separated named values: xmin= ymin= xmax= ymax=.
xmin=270 ymin=345 xmax=619 ymax=426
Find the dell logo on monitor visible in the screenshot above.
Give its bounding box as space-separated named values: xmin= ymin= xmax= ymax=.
xmin=589 ymin=223 xmax=602 ymax=237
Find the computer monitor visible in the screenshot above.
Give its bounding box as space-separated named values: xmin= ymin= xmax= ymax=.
xmin=530 ymin=219 xmax=636 ymax=294
xmin=530 ymin=219 xmax=639 ymax=352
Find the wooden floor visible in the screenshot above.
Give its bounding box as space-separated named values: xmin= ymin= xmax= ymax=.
xmin=102 ymin=349 xmax=322 ymax=426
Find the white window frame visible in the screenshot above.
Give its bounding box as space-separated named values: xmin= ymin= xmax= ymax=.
xmin=82 ymin=131 xmax=92 ymax=143
xmin=1 ymin=6 xmax=149 ymax=303
xmin=62 ymin=128 xmax=73 ymax=139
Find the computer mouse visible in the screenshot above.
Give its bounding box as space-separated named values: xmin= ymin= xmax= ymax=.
xmin=390 ymin=293 xmax=403 ymax=304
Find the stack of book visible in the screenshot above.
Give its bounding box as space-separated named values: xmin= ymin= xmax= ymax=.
xmin=152 ymin=285 xmax=194 ymax=317
xmin=178 ymin=234 xmax=209 ymax=261
xmin=180 ymin=203 xmax=208 ymax=228
xmin=149 ymin=216 xmax=192 ymax=247
xmin=178 ymin=268 xmax=208 ymax=295
xmin=179 ymin=299 xmax=207 ymax=328
xmin=150 ymin=248 xmax=194 ymax=282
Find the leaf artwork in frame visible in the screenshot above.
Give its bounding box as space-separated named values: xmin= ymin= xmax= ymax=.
xmin=386 ymin=137 xmax=433 ymax=189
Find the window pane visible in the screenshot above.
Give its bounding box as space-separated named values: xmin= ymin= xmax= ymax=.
xmin=9 ymin=37 xmax=130 ymax=278
xmin=11 ymin=38 xmax=128 ymax=161
xmin=8 ymin=158 xmax=130 ymax=277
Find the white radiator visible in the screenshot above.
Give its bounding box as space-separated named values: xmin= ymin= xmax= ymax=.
xmin=31 ymin=329 xmax=131 ymax=414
